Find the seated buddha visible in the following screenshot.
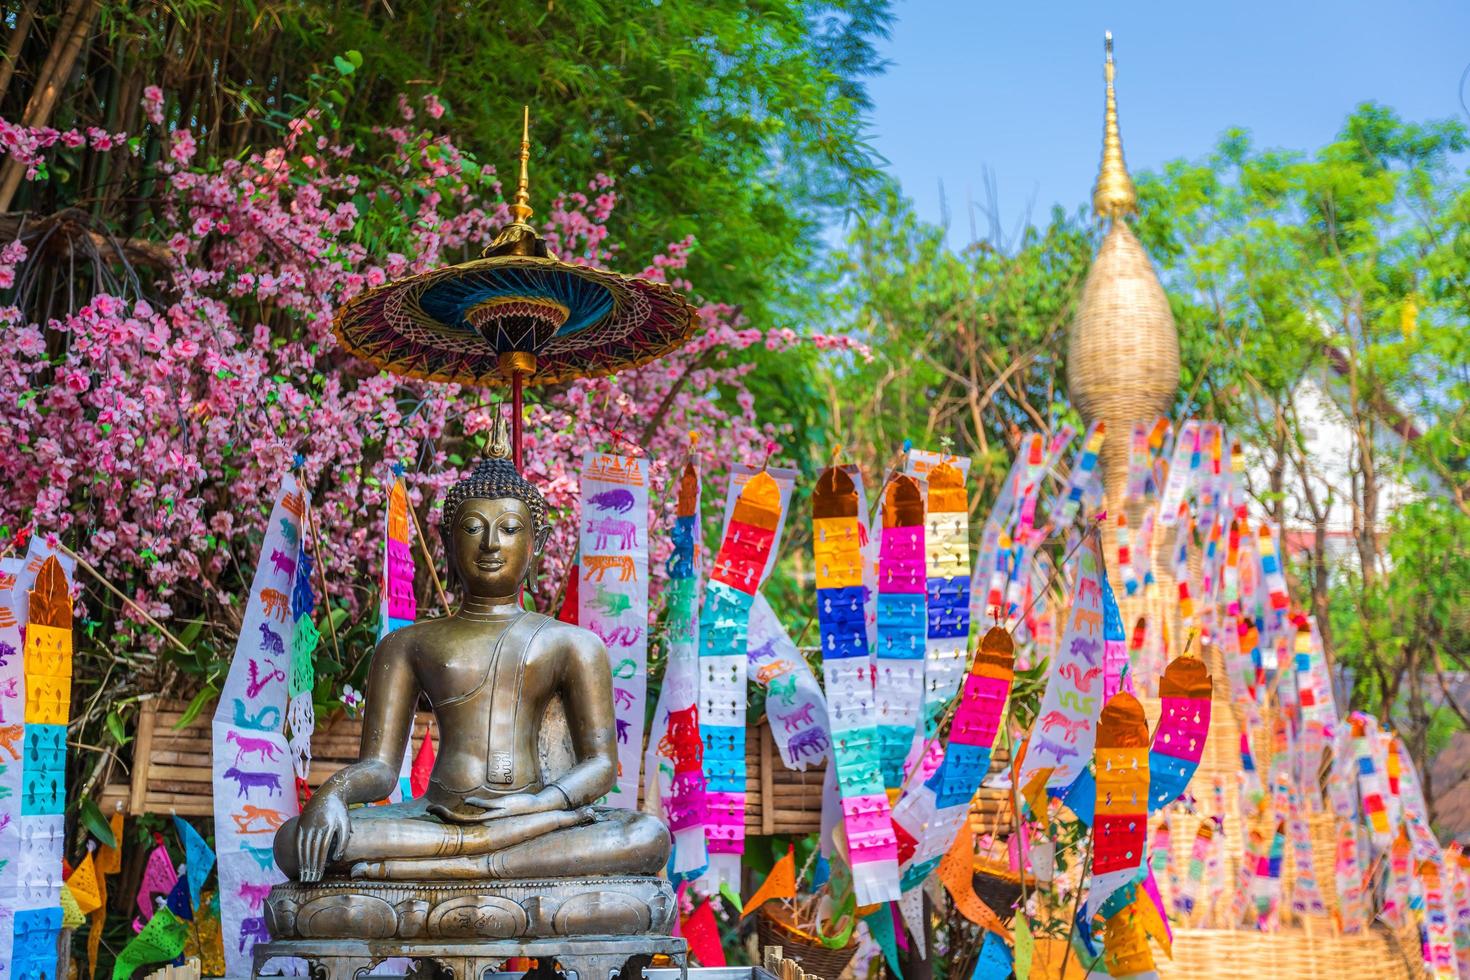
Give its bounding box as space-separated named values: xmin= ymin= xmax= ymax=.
xmin=273 ymin=433 xmax=670 ymax=883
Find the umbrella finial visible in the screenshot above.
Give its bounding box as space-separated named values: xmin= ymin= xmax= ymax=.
xmin=488 ymin=405 xmax=513 ymax=461
xmin=510 ymin=105 xmax=534 ymax=229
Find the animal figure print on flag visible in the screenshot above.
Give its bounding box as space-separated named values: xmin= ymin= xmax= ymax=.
xmin=645 ymin=459 xmax=707 ymax=880
xmin=212 ymin=475 xmax=308 ymax=976
xmin=577 ymin=452 xmax=650 ymax=809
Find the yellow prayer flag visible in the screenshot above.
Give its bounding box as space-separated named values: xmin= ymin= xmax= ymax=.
xmin=741 ymin=845 xmax=796 ymax=918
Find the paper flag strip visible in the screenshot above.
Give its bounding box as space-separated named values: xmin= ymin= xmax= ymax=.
xmin=972 ymin=930 xmax=1014 ymax=980
xmin=892 ymin=626 xmax=1014 ymax=894
xmin=938 ymin=825 xmax=1012 ymax=940
xmin=682 ymin=897 xmax=726 ymax=967
xmin=411 ymin=729 xmax=436 ymax=798
xmin=175 ymin=815 xmax=215 ymax=912
xmin=742 ymin=845 xmax=796 ymax=918
xmin=813 ymin=465 xmax=901 ymax=906
xmin=1102 ymin=897 xmax=1157 ymax=978
xmin=1016 ymin=532 xmax=1107 ymax=791
xmin=698 ymin=466 xmax=786 ymax=891
xmin=60 ymin=882 xmax=87 ymax=929
xmin=1086 ymin=692 xmax=1150 ymax=920
xmin=67 ymin=851 xmax=103 ymax=914
xmin=577 ymin=452 xmax=651 ymax=811
xmin=863 ymin=904 xmax=904 ymax=980
xmin=1148 ymin=657 xmax=1212 ymax=810
xmin=136 ymin=841 xmax=179 ymax=921
xmin=646 ymin=459 xmax=708 ymax=881
xmin=920 ymin=462 xmax=971 ymax=728
xmin=875 ymin=473 xmax=926 ymax=792
xmin=112 ymin=907 xmax=189 ymax=980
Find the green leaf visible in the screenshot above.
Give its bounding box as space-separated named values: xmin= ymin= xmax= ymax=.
xmin=105 ymin=711 xmax=130 ymax=747
xmin=345 ymin=49 xmax=363 ymax=69
xmin=174 ymin=686 xmax=217 ymax=731
xmin=80 ymin=797 xmax=117 ymax=848
xmin=333 ymin=55 xmax=356 ymax=76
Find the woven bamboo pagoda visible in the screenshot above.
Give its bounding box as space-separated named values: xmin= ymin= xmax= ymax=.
xmin=1062 ymin=34 xmax=1424 ymax=978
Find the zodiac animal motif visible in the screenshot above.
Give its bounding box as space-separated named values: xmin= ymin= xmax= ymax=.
xmin=595 ymin=624 xmax=644 ymax=649
xmin=588 ymin=489 xmax=636 ymax=514
xmin=1058 ymin=690 xmax=1098 ymax=714
xmin=776 ymin=703 xmax=817 ymax=732
xmin=223 ymin=766 xmax=283 ymax=798
xmin=1078 ymin=578 xmax=1101 ymax=603
xmin=616 ymin=718 xmax=630 ymax=744
xmin=242 ymin=843 xmax=276 ymax=870
xmin=611 ymin=658 xmax=638 ymax=679
xmin=1059 ymin=662 xmax=1103 ymax=692
xmin=239 ymin=915 xmax=272 ymax=950
xmin=1033 ymin=735 xmax=1079 ymax=763
xmin=259 ymin=588 xmax=290 ymax=622
xmin=246 ymin=659 xmax=286 ymax=699
xmin=1040 ymin=710 xmax=1091 ymax=743
xmin=584 ymin=554 xmax=636 ymax=583
xmin=226 ymin=730 xmax=284 ymax=764
xmin=788 ymin=727 xmax=829 ymax=759
xmin=0 ymin=640 xmax=14 ymax=666
xmin=753 ymin=659 xmax=793 ymax=684
xmin=585 ymin=517 xmax=638 ymax=550
xmin=282 ymin=491 xmax=306 ymax=521
xmin=232 ymin=805 xmax=288 ymax=834
xmin=233 ymin=700 xmax=281 ymax=732
xmin=591 ymin=587 xmax=632 ymax=618
xmin=0 ymin=724 xmax=21 ymax=761
xmin=1069 ymin=636 xmax=1101 ymax=666
xmin=766 ymin=672 xmax=798 ymax=706
xmin=613 ymin=687 xmax=635 ymax=710
xmin=238 ymin=881 xmax=274 ymax=911
xmin=1072 ymin=607 xmax=1103 ymax=636
xmin=280 ymin=519 xmax=298 ymax=547
xmin=269 ymin=548 xmax=296 ymax=578
xmin=258 ymin=622 xmax=285 ymax=656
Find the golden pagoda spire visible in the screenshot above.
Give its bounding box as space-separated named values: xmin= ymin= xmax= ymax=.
xmin=485 ymin=106 xmax=546 ymax=257
xmin=1092 ymin=31 xmax=1138 ymax=221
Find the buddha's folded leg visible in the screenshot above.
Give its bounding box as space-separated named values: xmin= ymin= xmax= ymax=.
xmin=350 ymin=808 xmax=669 ymax=881
xmin=338 ymin=806 xmax=595 ymax=864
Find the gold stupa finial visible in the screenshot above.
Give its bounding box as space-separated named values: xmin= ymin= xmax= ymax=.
xmin=1092 ymin=31 xmax=1138 ymax=221
xmin=509 ymin=105 xmax=534 ymax=229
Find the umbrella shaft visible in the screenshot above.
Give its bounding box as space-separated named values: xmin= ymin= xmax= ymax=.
xmin=511 ymin=370 xmax=524 ymax=471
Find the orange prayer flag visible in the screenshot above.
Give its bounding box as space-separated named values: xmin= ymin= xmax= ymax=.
xmin=66 ymin=851 xmax=103 ymax=914
xmin=938 ymin=825 xmax=1012 ymax=941
xmin=741 ymin=845 xmax=797 ymax=918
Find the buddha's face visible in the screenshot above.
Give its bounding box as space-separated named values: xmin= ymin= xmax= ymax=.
xmin=450 ymin=497 xmax=542 ymax=598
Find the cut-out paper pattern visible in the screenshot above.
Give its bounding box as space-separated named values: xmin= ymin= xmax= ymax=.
xmin=747 ymin=594 xmax=829 ymax=770
xmin=919 ymin=462 xmax=971 ymax=731
xmin=697 ymin=465 xmax=787 ymax=893
xmin=1086 ymin=692 xmax=1149 ymax=919
xmin=0 ymin=555 xmax=26 ymax=977
xmin=645 ymin=460 xmax=707 ymax=880
xmin=812 ymin=464 xmax=900 ymax=906
xmin=1147 ymin=657 xmax=1211 ymax=810
xmin=577 ymin=452 xmax=650 ymax=809
xmin=874 ymin=473 xmax=926 ymax=793
xmin=378 ymin=474 xmax=419 ymax=803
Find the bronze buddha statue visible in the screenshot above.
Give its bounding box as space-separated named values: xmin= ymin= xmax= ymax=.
xmin=272 ymin=435 xmax=670 ymax=884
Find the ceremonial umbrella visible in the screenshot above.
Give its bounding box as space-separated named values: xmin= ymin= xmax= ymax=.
xmin=333 ymin=109 xmax=700 ymax=466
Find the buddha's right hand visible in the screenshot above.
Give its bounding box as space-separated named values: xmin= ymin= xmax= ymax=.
xmin=296 ymin=791 xmax=350 ymax=882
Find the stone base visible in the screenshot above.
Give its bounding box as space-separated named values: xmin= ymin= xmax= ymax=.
xmin=251 ymin=936 xmax=688 ymax=980
xmin=264 ymin=876 xmax=677 ymax=942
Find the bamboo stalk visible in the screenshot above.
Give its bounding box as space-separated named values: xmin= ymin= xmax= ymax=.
xmin=305 ymin=503 xmax=343 ymax=667
xmin=56 ymin=543 xmax=191 ymax=655
xmin=407 ymin=497 xmax=451 ymax=615
xmin=0 ymin=1 xmax=38 ymax=104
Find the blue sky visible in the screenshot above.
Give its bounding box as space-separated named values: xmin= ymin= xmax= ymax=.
xmin=860 ymin=0 xmax=1470 ymax=245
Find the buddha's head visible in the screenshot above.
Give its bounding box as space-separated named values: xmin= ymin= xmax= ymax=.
xmin=439 ymin=419 xmax=551 ymax=599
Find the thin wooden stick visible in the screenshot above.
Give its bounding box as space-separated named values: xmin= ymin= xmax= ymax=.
xmin=57 ymin=543 xmax=190 ymax=655
xmin=407 ymin=498 xmax=451 ymax=616
xmin=305 ymin=504 xmax=343 ymax=667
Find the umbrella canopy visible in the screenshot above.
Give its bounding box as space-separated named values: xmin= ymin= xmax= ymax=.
xmin=333 ymin=111 xmax=699 ymax=388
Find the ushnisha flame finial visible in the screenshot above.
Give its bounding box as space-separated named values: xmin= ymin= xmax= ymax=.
xmin=509 ymin=105 xmax=534 ymax=230
xmin=1092 ymin=31 xmax=1139 ymax=221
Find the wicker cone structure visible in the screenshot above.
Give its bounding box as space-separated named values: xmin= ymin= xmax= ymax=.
xmin=1060 ymin=36 xmax=1425 ymax=979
